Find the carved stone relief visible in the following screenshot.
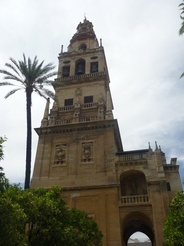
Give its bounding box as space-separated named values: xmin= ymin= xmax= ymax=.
xmin=75 ymin=88 xmax=82 ymax=96
xmin=54 ymin=144 xmax=66 ymax=165
xmin=81 ymin=142 xmax=93 ymax=163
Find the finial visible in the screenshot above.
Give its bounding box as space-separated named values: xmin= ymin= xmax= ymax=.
xmin=155 ymin=141 xmax=158 ymax=150
xmin=84 ymin=13 xmax=86 ymax=21
xmin=148 ymin=142 xmax=151 ymax=149
xmin=61 ymin=45 xmax=63 ymax=53
xmin=100 ymin=38 xmax=102 ymax=47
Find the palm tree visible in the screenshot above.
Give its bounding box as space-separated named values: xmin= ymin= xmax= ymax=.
xmin=179 ymin=1 xmax=184 ymax=35
xmin=0 ymin=54 xmax=57 ymax=189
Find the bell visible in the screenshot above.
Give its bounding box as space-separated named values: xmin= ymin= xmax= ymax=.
xmin=77 ymin=69 xmax=83 ymax=74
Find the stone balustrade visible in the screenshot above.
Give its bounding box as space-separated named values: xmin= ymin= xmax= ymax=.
xmin=80 ymin=116 xmax=98 ymax=122
xmin=59 ymin=105 xmax=74 ymax=112
xmin=121 ymin=195 xmax=149 ymax=205
xmin=118 ymin=154 xmax=143 ymax=162
xmin=82 ymin=102 xmax=98 ymax=109
xmin=56 ymin=71 xmax=106 ymax=82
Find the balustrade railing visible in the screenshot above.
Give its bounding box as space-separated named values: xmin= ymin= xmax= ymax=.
xmin=59 ymin=105 xmax=74 ymax=112
xmin=121 ymin=195 xmax=149 ymax=205
xmin=55 ymin=118 xmax=73 ymax=125
xmin=82 ymin=102 xmax=98 ymax=109
xmin=80 ymin=116 xmax=98 ymax=122
xmin=56 ymin=71 xmax=106 ymax=82
xmin=118 ymin=154 xmax=143 ymax=162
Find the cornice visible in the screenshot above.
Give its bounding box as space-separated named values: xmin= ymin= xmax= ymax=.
xmin=55 ymin=72 xmax=108 ymax=86
xmin=58 ymin=47 xmax=104 ymax=59
xmin=35 ymin=119 xmax=123 ymax=152
xmin=62 ymin=184 xmax=118 ymax=191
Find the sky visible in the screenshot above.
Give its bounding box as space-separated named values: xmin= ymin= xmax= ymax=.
xmin=0 ymin=0 xmax=184 ymax=187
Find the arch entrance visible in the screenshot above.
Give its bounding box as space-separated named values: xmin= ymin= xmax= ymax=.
xmin=128 ymin=232 xmax=151 ymax=245
xmin=122 ymin=216 xmax=154 ymax=246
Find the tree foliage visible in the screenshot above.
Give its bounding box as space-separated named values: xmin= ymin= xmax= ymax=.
xmin=0 ymin=136 xmax=9 ymax=192
xmin=179 ymin=1 xmax=184 ymax=36
xmin=0 ymin=184 xmax=103 ymax=246
xmin=0 ymin=55 xmax=58 ymax=189
xmin=163 ymin=191 xmax=184 ymax=246
xmin=0 ymin=136 xmax=7 ymax=161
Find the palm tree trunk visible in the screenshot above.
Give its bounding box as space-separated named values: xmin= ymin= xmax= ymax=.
xmin=24 ymin=88 xmax=32 ymax=189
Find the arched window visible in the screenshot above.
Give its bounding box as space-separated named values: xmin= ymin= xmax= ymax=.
xmin=75 ymin=59 xmax=85 ymax=75
xmin=62 ymin=66 xmax=70 ymax=77
xmin=120 ymin=170 xmax=147 ymax=196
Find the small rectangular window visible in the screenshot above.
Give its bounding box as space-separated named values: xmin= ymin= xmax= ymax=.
xmin=167 ymin=182 xmax=171 ymax=191
xmin=64 ymin=98 xmax=73 ymax=106
xmin=62 ymin=66 xmax=70 ymax=77
xmin=90 ymin=62 xmax=98 ymax=73
xmin=84 ymin=96 xmax=93 ymax=104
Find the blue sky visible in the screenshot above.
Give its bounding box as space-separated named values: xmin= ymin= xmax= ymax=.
xmin=0 ymin=0 xmax=184 ymax=185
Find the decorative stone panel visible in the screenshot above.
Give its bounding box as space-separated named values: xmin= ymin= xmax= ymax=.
xmin=54 ymin=144 xmax=67 ymax=166
xmin=81 ymin=142 xmax=93 ymax=163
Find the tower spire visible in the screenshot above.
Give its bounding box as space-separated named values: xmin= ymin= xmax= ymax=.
xmin=41 ymin=98 xmax=50 ymax=127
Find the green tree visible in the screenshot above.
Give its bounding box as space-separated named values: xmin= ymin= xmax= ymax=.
xmin=163 ymin=191 xmax=184 ymax=245
xmin=0 ymin=185 xmax=103 ymax=246
xmin=0 ymin=136 xmax=7 ymax=161
xmin=0 ymin=136 xmax=9 ymax=192
xmin=0 ymin=55 xmax=57 ymax=189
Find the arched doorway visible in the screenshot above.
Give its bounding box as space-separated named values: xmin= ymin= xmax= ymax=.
xmin=128 ymin=232 xmax=151 ymax=245
xmin=122 ymin=216 xmax=154 ymax=246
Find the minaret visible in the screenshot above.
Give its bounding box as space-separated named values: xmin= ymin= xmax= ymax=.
xmin=32 ymin=19 xmax=123 ymax=246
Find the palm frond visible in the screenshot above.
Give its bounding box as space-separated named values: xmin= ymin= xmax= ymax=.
xmin=4 ymin=88 xmax=22 ymax=99
xmin=179 ymin=2 xmax=184 ymax=7
xmin=32 ymin=56 xmax=39 ymax=74
xmin=28 ymin=57 xmax=32 ymax=73
xmin=0 ymin=82 xmax=15 ymax=86
xmin=179 ymin=24 xmax=184 ymax=35
xmin=9 ymin=57 xmax=21 ymax=73
xmin=41 ymin=88 xmax=56 ymax=100
xmin=36 ymin=72 xmax=57 ymax=84
xmin=180 ymin=72 xmax=184 ymax=78
xmin=34 ymin=87 xmax=48 ymax=100
xmin=37 ymin=63 xmax=55 ymax=78
xmin=0 ymin=69 xmax=23 ymax=83
xmin=23 ymin=54 xmax=27 ymax=67
xmin=5 ymin=63 xmax=20 ymax=76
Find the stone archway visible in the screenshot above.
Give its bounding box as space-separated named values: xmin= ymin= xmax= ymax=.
xmin=120 ymin=170 xmax=147 ymax=197
xmin=122 ymin=215 xmax=155 ymax=246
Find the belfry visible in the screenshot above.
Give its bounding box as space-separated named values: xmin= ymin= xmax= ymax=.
xmin=31 ymin=18 xmax=181 ymax=246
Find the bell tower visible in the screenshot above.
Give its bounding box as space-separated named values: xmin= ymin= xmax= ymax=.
xmin=32 ymin=18 xmax=181 ymax=246
xmin=32 ymin=18 xmax=123 ymax=245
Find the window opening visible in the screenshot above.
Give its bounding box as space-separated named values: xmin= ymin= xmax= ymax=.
xmin=167 ymin=182 xmax=171 ymax=191
xmin=90 ymin=62 xmax=98 ymax=73
xmin=62 ymin=66 xmax=70 ymax=77
xmin=75 ymin=59 xmax=85 ymax=75
xmin=84 ymin=96 xmax=93 ymax=104
xmin=78 ymin=43 xmax=87 ymax=51
xmin=64 ymin=98 xmax=73 ymax=106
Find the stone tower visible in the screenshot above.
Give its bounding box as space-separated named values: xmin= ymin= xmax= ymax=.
xmin=31 ymin=19 xmax=181 ymax=246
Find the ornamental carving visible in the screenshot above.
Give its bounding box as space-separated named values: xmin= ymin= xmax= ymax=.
xmin=81 ymin=142 xmax=93 ymax=163
xmin=54 ymin=144 xmax=66 ymax=165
